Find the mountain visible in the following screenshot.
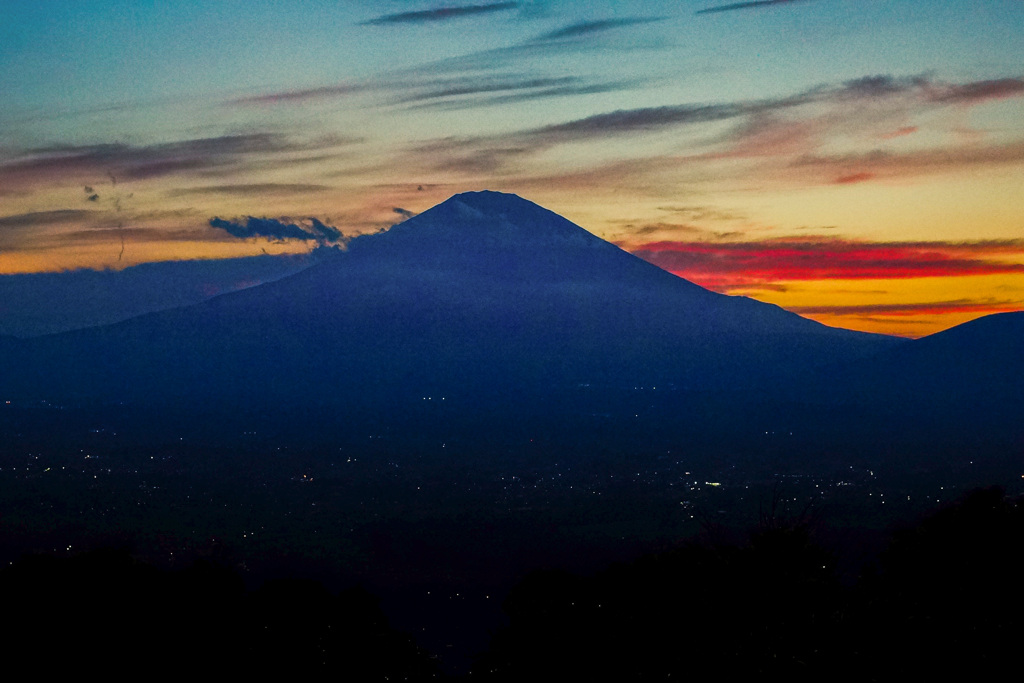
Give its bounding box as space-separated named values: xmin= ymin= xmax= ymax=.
xmin=0 ymin=191 xmax=900 ymax=431
xmin=813 ymin=310 xmax=1024 ymax=430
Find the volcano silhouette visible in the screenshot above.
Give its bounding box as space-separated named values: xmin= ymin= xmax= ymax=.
xmin=1 ymin=191 xmax=899 ymax=422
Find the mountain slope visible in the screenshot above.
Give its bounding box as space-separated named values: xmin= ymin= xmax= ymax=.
xmin=819 ymin=310 xmax=1024 ymax=413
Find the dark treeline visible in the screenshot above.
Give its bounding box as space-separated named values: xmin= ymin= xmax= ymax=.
xmin=0 ymin=551 xmax=441 ymax=679
xmin=3 ymin=487 xmax=1021 ymax=680
xmin=478 ymin=486 xmax=1024 ymax=681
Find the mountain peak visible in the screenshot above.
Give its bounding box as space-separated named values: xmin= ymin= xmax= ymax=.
xmin=375 ymin=190 xmax=607 ymax=250
xmin=446 ymin=189 xmax=530 ymax=208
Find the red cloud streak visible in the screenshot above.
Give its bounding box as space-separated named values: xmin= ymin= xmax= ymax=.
xmin=788 ymin=300 xmax=1024 ymax=317
xmin=628 ymin=238 xmax=1024 ymax=281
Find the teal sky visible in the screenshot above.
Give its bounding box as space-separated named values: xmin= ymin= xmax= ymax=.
xmin=2 ymin=1 xmax=1023 ymax=336
xmin=5 ymin=2 xmax=1021 ymax=133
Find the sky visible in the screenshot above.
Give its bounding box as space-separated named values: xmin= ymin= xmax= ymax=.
xmin=1 ymin=0 xmax=1022 ymax=337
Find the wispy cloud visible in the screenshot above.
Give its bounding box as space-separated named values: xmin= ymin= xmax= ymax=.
xmin=510 ymin=74 xmax=958 ymax=147
xmin=532 ymin=17 xmax=665 ymax=42
xmin=697 ymin=0 xmax=814 ymax=15
xmin=0 ymin=134 xmax=348 ymax=189
xmin=59 ymin=227 xmax=203 ymax=244
xmin=229 ymin=84 xmax=369 ymax=106
xmin=788 ymin=141 xmax=1024 ymax=184
xmin=787 ymin=299 xmax=1024 ymax=317
xmin=507 ymin=72 xmax=1023 ymax=151
xmin=362 ymin=3 xmax=518 ymax=25
xmin=393 ymin=12 xmax=668 ymax=77
xmin=400 ymin=75 xmax=576 ymax=104
xmin=523 ymin=102 xmax=748 ymax=142
xmin=402 ymin=75 xmax=634 ymax=110
xmin=0 ymin=209 xmax=96 ymax=229
xmin=928 ymin=77 xmax=1024 ymax=104
xmin=168 ymin=184 xmax=332 ymax=198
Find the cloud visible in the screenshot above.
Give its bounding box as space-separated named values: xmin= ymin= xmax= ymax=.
xmin=929 ymin=77 xmax=1024 ymax=105
xmin=401 ymin=75 xmax=575 ymax=103
xmin=409 ymin=77 xmax=634 ymax=110
xmin=229 ymin=84 xmax=369 ymax=106
xmin=362 ymin=3 xmax=518 ymax=25
xmin=627 ymin=237 xmax=1024 ymax=287
xmin=500 ymin=72 xmax=1022 ymax=151
xmin=506 ymin=73 xmax=925 ymax=147
xmin=832 ymin=74 xmax=929 ymax=99
xmin=789 ymin=141 xmax=1024 ymax=181
xmin=532 ymin=17 xmax=665 ymax=42
xmin=393 ymin=11 xmax=668 ymax=76
xmin=879 ymin=126 xmax=918 ymax=140
xmin=787 ymin=300 xmax=1024 ymax=317
xmin=832 ymin=172 xmax=875 ymax=185
xmin=307 ymin=218 xmax=343 ymax=242
xmin=655 ymin=206 xmax=746 ymax=222
xmin=59 ymin=227 xmax=203 ymax=244
xmin=0 ymin=209 xmax=96 ymax=229
xmin=392 ymin=208 xmax=417 ymax=221
xmin=697 ymin=0 xmax=814 ymax=15
xmin=0 ymin=134 xmax=317 ymax=189
xmin=524 ymin=102 xmax=749 ymax=142
xmin=209 ymin=216 xmax=346 ymax=245
xmin=411 ymin=138 xmax=533 ymax=174
xmin=167 ymin=183 xmax=332 ymax=197
xmin=230 ymin=72 xmax=635 ymax=112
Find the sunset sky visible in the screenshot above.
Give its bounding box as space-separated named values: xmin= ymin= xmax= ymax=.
xmin=2 ymin=0 xmax=1022 ymax=336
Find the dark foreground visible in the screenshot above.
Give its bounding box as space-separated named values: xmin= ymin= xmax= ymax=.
xmin=3 ymin=486 xmax=1022 ymax=680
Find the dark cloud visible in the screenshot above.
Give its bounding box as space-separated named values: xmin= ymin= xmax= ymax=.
xmin=392 ymin=208 xmax=417 ymax=221
xmin=929 ymin=77 xmax=1024 ymax=104
xmin=418 ymin=80 xmax=635 ymax=110
xmin=209 ymin=216 xmax=345 ymax=245
xmin=401 ymin=76 xmax=577 ymax=103
xmin=0 ymin=209 xmax=96 ymax=229
xmin=0 ymin=134 xmax=306 ymax=188
xmin=308 ymin=218 xmax=343 ymax=242
xmin=501 ymin=73 xmax=1020 ymax=149
xmin=525 ymin=103 xmax=747 ymax=142
xmin=362 ymin=3 xmax=518 ymax=25
xmin=0 ymin=134 xmax=355 ymax=191
xmin=396 ymin=11 xmax=669 ymax=76
xmin=533 ymin=17 xmax=665 ymax=42
xmin=401 ymin=75 xmax=634 ymax=110
xmin=229 ymin=84 xmax=369 ymax=106
xmin=837 ymin=74 xmax=928 ymax=98
xmin=697 ymin=0 xmax=813 ymax=15
xmin=168 ymin=183 xmax=332 ymax=198
xmin=788 ymin=300 xmax=1024 ymax=317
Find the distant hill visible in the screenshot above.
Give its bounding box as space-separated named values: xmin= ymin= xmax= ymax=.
xmin=811 ymin=310 xmax=1024 ymax=431
xmin=0 ymin=253 xmax=317 ymax=338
